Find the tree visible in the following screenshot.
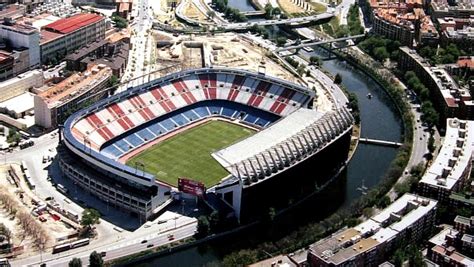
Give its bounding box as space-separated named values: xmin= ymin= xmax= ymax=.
xmin=392 ymin=248 xmax=406 ymax=267
xmin=7 ymin=128 xmax=21 ymax=145
xmin=373 ymin=46 xmax=389 ymax=62
xmin=80 ymin=209 xmax=100 ymax=234
xmin=264 ymin=3 xmax=274 ymax=19
xmin=108 ymin=75 xmax=119 ymax=87
xmin=362 ymin=207 xmax=374 ymax=218
xmin=334 ymin=73 xmax=342 ymax=84
xmin=111 ymin=15 xmax=128 ymax=29
xmin=89 ymin=251 xmax=104 ymax=267
xmin=207 ymin=10 xmax=216 ymax=19
xmin=275 ymin=36 xmax=287 ymax=47
xmin=196 ymin=216 xmax=210 ymax=238
xmin=68 ymin=258 xmax=82 ymax=267
xmin=377 ymin=195 xmax=391 ymax=208
xmin=428 ymin=134 xmax=435 ymax=154
xmin=310 ymin=56 xmax=321 ymax=66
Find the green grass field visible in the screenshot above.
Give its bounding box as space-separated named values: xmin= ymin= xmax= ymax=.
xmin=127 ymin=121 xmax=255 ymax=187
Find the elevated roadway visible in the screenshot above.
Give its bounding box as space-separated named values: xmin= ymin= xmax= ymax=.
xmin=275 ymin=34 xmax=365 ymax=52
xmin=221 ymin=12 xmax=334 ymax=30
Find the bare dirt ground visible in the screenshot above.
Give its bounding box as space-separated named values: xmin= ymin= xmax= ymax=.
xmin=0 ymin=165 xmax=76 ymax=257
xmin=152 ymin=32 xmax=300 ymax=83
xmin=278 ymin=0 xmax=308 ymax=14
xmin=183 ymin=0 xmax=208 ymax=22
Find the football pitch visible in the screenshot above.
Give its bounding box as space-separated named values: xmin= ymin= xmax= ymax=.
xmin=126 ymin=120 xmax=255 ymax=187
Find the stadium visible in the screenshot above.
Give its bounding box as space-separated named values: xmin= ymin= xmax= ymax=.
xmin=59 ymin=67 xmax=354 ymax=222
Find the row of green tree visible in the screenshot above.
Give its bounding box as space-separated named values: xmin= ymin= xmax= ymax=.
xmin=359 ymin=35 xmax=401 ymax=62
xmin=346 ymin=4 xmax=364 ymax=36
xmin=68 ymin=251 xmax=104 ymax=267
xmin=418 ymin=43 xmax=466 ymax=65
xmin=404 ymin=71 xmax=439 ymax=127
xmin=111 ymin=15 xmax=128 ymax=29
xmin=264 ymin=3 xmax=282 ymax=19
xmin=211 ymin=0 xmax=247 ymax=22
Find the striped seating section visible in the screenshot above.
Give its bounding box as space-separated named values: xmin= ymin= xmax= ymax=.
xmin=100 ymin=100 xmax=280 ymax=158
xmin=72 ymin=73 xmax=310 ymax=151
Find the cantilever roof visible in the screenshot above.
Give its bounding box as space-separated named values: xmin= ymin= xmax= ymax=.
xmin=43 ymin=13 xmax=103 ymax=34
xmin=212 ymin=108 xmax=322 ymax=168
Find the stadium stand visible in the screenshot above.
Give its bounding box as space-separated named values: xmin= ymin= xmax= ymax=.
xmin=71 ymin=70 xmax=312 ymax=150
xmin=60 ymin=68 xmax=356 ymax=221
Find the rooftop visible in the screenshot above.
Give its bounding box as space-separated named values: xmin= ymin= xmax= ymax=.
xmin=400 ymin=47 xmax=471 ymax=108
xmin=454 ymin=215 xmax=473 ymax=226
xmin=248 ymin=254 xmax=297 ymax=267
xmin=43 ymin=13 xmax=103 ymax=34
xmin=420 ymin=118 xmax=474 ymax=190
xmin=457 ymin=57 xmax=474 ymax=69
xmin=39 ymin=28 xmax=63 ymax=44
xmin=212 ymin=108 xmax=322 ymax=169
xmin=429 ymin=227 xmax=459 ymax=247
xmin=309 ymin=194 xmax=437 ymax=265
xmin=0 ymin=92 xmax=34 ymax=114
xmin=431 ymin=245 xmax=474 ymax=265
xmin=450 ymin=192 xmax=474 ymax=205
xmin=0 ymin=51 xmax=12 ymax=64
xmin=0 ymin=20 xmax=38 ymax=35
xmin=0 ymin=4 xmax=25 ymax=20
xmin=38 ymin=64 xmax=111 ymax=108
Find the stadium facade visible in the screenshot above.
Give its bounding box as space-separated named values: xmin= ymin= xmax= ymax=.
xmin=59 ymin=67 xmax=354 ymax=222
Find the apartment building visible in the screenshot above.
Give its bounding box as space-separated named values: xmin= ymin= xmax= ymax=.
xmin=307 ymin=194 xmax=437 ymax=267
xmin=39 ymin=13 xmax=106 ymax=64
xmin=34 ymin=64 xmax=112 ymax=129
xmin=398 ymin=47 xmax=474 ymax=124
xmin=419 ymin=118 xmax=474 ymax=202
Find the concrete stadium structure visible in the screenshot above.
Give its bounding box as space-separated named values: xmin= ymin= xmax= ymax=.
xmin=59 ymin=67 xmax=354 ymax=222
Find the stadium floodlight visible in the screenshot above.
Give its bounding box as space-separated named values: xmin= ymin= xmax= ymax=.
xmin=135 ymin=161 xmax=146 ymax=175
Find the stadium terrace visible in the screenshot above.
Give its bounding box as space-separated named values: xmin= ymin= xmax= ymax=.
xmin=60 ymin=67 xmax=354 ymax=221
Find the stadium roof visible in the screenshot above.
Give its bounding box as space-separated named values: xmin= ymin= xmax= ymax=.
xmin=212 ymin=109 xmax=323 ymax=168
xmin=43 ymin=13 xmax=103 ymax=34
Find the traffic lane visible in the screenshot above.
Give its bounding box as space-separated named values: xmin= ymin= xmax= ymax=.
xmin=46 ymin=224 xmax=196 ymax=266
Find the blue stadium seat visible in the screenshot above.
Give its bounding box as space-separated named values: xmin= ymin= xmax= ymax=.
xmin=124 ymin=134 xmax=143 ymax=147
xmin=102 ymin=145 xmax=123 ymax=158
xmin=221 ymin=107 xmax=235 ymax=118
xmin=208 ymin=105 xmax=221 ymax=115
xmin=136 ymin=128 xmax=154 ymax=141
xmin=148 ymin=123 xmax=167 ymax=135
xmin=160 ymin=119 xmax=175 ymax=131
xmin=171 ymin=114 xmax=188 ymax=126
xmin=182 ymin=110 xmax=200 ymax=121
xmin=193 ymin=107 xmax=209 ymax=117
xmin=115 ymin=139 xmax=132 ymax=152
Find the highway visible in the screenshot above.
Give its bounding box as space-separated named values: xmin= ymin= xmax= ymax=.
xmin=11 ymin=214 xmax=197 ymax=266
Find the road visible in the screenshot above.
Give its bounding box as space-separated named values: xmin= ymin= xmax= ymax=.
xmin=11 ymin=213 xmax=197 ymax=266
xmin=119 ymin=0 xmax=156 ymax=92
xmin=222 ymin=12 xmax=334 ymax=30
xmin=336 ymin=0 xmax=355 ymax=25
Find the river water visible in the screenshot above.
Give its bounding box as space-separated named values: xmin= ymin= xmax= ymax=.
xmin=227 ymin=0 xmax=257 ymax=12
xmin=135 ymin=48 xmax=403 ymax=266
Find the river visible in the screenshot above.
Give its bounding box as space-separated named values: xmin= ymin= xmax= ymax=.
xmin=227 ymin=0 xmax=257 ymax=12
xmin=134 ymin=48 xmax=403 ymax=266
